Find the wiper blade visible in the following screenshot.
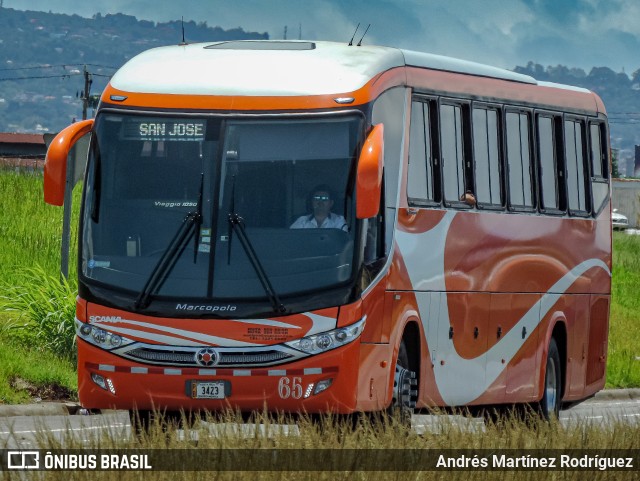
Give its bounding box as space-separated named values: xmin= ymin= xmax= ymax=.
xmin=228 ymin=212 xmax=287 ymax=314
xmin=134 ymin=210 xmax=201 ymax=310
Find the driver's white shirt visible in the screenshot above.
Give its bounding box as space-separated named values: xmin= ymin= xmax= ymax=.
xmin=290 ymin=213 xmax=348 ymax=231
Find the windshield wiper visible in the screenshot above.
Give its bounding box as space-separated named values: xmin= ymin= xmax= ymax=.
xmin=226 ymin=177 xmax=286 ymax=314
xmin=134 ymin=211 xmax=200 ymax=310
xmin=134 ymin=174 xmax=204 ymax=310
xmin=228 ymin=212 xmax=287 ymax=314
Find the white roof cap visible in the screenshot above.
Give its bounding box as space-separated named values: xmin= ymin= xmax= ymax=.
xmin=111 ymin=41 xmax=405 ymax=97
xmin=110 ymin=40 xmax=587 ymax=97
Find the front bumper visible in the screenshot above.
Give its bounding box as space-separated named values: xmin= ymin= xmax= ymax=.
xmin=77 ymin=336 xmax=362 ymax=413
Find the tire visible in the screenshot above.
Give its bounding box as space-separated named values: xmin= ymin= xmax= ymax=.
xmin=390 ymin=339 xmax=417 ymax=424
xmin=537 ymin=338 xmax=562 ymax=420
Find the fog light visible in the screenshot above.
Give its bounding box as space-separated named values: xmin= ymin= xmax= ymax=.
xmin=91 ymin=373 xmax=107 ymax=390
xmin=106 ymin=378 xmax=116 ymax=395
xmin=313 ymin=378 xmax=333 ymax=395
xmin=304 ymin=383 xmax=315 ymax=399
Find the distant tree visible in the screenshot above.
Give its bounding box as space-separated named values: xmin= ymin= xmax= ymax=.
xmin=611 ymin=149 xmax=620 ymax=178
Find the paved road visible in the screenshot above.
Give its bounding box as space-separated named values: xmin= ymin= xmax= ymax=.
xmin=1 ymin=390 xmax=639 ymax=449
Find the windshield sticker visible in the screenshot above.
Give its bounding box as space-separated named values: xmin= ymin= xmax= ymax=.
xmin=153 ymin=200 xmax=198 ymax=209
xmin=244 ymin=327 xmax=290 ymax=342
xmin=198 ymin=227 xmax=212 ymax=252
xmin=88 ymin=260 xmax=111 ymax=268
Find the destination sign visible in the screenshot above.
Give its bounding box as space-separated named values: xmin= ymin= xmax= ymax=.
xmin=122 ymin=120 xmax=206 ymax=141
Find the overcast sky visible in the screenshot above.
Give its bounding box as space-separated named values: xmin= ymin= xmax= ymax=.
xmin=6 ymin=0 xmax=640 ymax=73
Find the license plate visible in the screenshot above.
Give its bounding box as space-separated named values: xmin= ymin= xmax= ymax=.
xmin=191 ymin=381 xmax=226 ymax=399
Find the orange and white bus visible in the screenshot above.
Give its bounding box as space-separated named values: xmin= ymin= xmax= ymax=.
xmin=45 ymin=40 xmax=612 ymax=419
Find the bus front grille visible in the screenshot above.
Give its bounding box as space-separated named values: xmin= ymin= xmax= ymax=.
xmin=121 ymin=346 xmax=295 ymax=367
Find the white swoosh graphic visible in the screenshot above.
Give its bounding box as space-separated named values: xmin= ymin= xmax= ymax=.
xmin=396 ymin=212 xmax=611 ymax=405
xmin=93 ymin=319 xmax=258 ymax=347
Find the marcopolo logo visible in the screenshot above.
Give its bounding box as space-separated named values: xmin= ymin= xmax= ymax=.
xmin=176 ymin=304 xmax=237 ymax=312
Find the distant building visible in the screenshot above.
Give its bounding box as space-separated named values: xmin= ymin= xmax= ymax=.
xmin=0 ymin=132 xmax=46 ymax=170
xmin=613 ymin=178 xmax=640 ymax=228
xmin=635 ymin=145 xmax=640 ymax=177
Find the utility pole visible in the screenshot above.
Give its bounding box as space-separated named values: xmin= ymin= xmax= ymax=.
xmin=81 ymin=65 xmax=93 ymax=120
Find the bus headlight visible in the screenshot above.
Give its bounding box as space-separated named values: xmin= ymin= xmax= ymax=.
xmin=76 ymin=319 xmax=133 ymax=350
xmin=285 ymin=318 xmax=366 ymax=355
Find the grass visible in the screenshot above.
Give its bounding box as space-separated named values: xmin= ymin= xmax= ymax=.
xmin=0 ymin=169 xmax=638 ymax=404
xmin=0 ymin=312 xmax=76 ymax=404
xmin=0 ymin=170 xmax=81 ymax=285
xmin=608 ymin=232 xmax=640 ymax=387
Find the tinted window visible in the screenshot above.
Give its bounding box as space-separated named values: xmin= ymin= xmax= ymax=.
xmin=589 ymin=122 xmax=609 ymax=214
xmin=473 ymin=107 xmax=501 ymax=206
xmin=537 ymin=116 xmax=560 ymax=210
xmin=441 ymin=104 xmax=465 ymax=203
xmin=506 ymin=112 xmax=534 ymax=208
xmin=565 ymin=119 xmax=588 ymax=213
xmin=408 ymin=101 xmax=435 ymax=203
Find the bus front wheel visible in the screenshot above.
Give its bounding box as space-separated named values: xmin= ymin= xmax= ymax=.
xmin=391 ymin=339 xmax=417 ymax=420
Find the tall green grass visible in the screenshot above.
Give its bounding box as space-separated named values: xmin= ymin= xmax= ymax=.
xmin=0 ymin=170 xmax=81 ymax=284
xmin=0 ymin=265 xmax=77 ymax=361
xmin=608 ymin=232 xmax=640 ymax=387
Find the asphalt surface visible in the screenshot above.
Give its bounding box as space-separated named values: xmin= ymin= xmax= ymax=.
xmin=1 ymin=389 xmax=639 ymax=417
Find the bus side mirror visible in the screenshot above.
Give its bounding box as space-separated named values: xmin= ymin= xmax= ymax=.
xmin=44 ymin=119 xmax=94 ymax=206
xmin=356 ymin=124 xmax=384 ymax=219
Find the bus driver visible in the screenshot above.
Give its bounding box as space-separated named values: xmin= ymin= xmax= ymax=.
xmin=290 ymin=185 xmax=348 ymax=231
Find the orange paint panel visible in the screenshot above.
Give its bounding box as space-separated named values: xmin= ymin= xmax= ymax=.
xmin=336 ymin=300 xmax=363 ymax=328
xmin=446 ymin=293 xmax=490 ymax=360
xmin=76 ymin=297 xmax=87 ymax=323
xmin=356 ymin=343 xmax=393 ymax=411
xmin=359 ymin=278 xmax=386 ymax=343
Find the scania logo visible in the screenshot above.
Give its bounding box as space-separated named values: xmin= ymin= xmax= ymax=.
xmin=195 ymin=348 xmax=219 ymax=367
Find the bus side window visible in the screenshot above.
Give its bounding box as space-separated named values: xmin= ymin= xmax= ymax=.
xmin=505 ymin=110 xmax=535 ymax=211
xmin=472 ymin=106 xmax=502 ymax=208
xmin=440 ymin=102 xmax=471 ymax=207
xmin=564 ymin=118 xmax=590 ymax=216
xmin=589 ymin=122 xmax=609 ymax=215
xmin=408 ymin=99 xmax=439 ymax=206
xmin=536 ymin=114 xmax=563 ymax=214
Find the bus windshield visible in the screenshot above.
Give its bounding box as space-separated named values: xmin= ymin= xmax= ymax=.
xmin=81 ymin=113 xmax=363 ymax=312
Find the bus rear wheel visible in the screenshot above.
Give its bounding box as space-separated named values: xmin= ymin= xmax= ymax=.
xmin=537 ymin=338 xmax=562 ymax=420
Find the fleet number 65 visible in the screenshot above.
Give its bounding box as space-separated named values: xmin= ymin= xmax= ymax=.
xmin=278 ymin=377 xmax=303 ymax=399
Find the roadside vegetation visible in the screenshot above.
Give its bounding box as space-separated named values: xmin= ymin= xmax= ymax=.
xmin=9 ymin=410 xmax=640 ymax=479
xmin=0 ymin=170 xmax=638 ymax=404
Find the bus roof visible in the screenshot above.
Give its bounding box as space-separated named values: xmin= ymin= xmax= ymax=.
xmin=108 ymin=40 xmax=591 ymax=99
